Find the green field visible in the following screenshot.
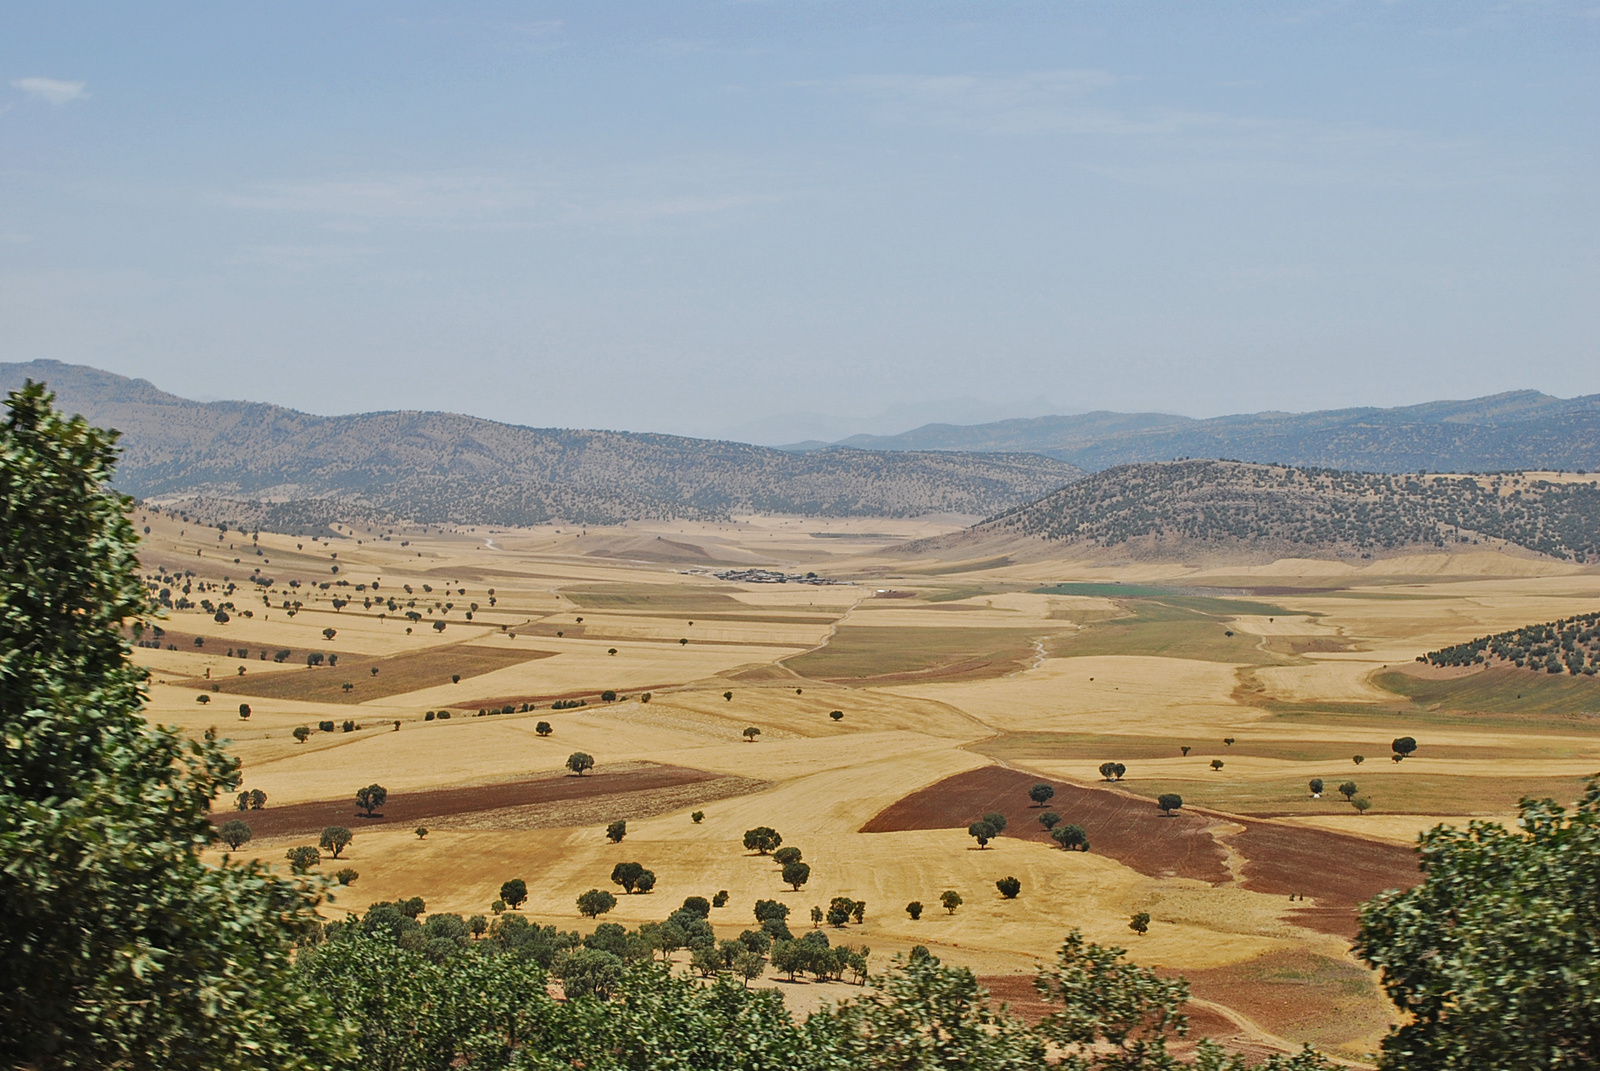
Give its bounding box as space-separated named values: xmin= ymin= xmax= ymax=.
xmin=1050 ymin=599 xmax=1291 ymax=665
xmin=1373 ymin=666 xmax=1600 ymax=715
xmin=783 ymin=625 xmax=1045 ymax=682
xmin=560 ymin=583 xmax=751 ymax=613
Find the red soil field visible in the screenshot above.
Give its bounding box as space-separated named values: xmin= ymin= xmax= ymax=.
xmin=860 ymin=766 xmax=1232 ymax=884
xmin=861 ymin=766 xmax=1422 ymax=937
xmin=213 ymin=763 xmax=721 ymax=838
xmin=1224 ymin=820 xmax=1420 ymax=938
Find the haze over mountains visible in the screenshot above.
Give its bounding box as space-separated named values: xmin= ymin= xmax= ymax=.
xmin=0 ymin=361 xmax=1078 ymax=528
xmin=803 ymin=392 xmax=1600 ymax=474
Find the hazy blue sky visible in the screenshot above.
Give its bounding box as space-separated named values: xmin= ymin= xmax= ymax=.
xmin=2 ymin=3 xmax=1596 ymax=442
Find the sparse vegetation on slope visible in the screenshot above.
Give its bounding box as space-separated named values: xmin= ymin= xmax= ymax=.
xmin=979 ymin=460 xmax=1600 ymax=560
xmin=1420 ymin=610 xmax=1600 ymax=676
xmin=1 ymin=361 xmax=1080 ymax=527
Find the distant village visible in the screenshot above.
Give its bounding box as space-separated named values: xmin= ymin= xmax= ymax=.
xmin=695 ymin=567 xmax=849 ymax=585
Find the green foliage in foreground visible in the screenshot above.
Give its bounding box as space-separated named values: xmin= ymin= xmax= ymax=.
xmin=298 ymin=923 xmax=1336 ymax=1071
xmin=1357 ymin=777 xmax=1600 ymax=1069
xmin=0 ymin=383 xmax=347 ymax=1070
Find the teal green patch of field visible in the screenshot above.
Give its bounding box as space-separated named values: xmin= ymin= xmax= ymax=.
xmin=1373 ymin=666 xmax=1600 ymax=716
xmin=784 ymin=625 xmax=1044 ymax=682
xmin=1049 ymin=600 xmax=1291 ymax=665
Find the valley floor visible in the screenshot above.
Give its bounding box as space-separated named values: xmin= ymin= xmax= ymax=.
xmin=138 ymin=510 xmax=1600 ymax=1063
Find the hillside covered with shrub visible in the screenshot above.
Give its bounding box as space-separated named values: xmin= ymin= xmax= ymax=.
xmin=1421 ymin=610 xmax=1600 ymax=677
xmin=0 ymin=361 xmax=1079 ymax=527
xmin=976 ymin=460 xmax=1600 ymax=560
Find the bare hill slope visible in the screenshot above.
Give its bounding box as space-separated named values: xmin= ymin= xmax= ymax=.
xmin=0 ymin=361 xmax=1081 ymax=527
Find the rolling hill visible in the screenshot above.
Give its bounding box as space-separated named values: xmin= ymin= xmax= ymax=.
xmin=0 ymin=361 xmax=1081 ymax=528
xmin=959 ymin=460 xmax=1600 ymax=561
xmin=822 ymin=392 xmax=1600 ymax=474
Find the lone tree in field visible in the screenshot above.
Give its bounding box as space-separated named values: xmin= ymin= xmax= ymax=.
xmin=1310 ymin=778 xmax=1324 ymax=798
xmin=1353 ymin=755 xmax=1365 ymax=765
xmin=782 ymin=861 xmax=811 ymax=891
xmin=940 ymin=890 xmax=963 ymax=915
xmin=1392 ymin=736 xmax=1418 ymax=761
xmin=829 ymin=710 xmax=844 ymax=721
xmin=610 ymin=861 xmax=646 ymax=893
xmin=1052 ymin=824 xmax=1090 ymax=852
xmin=1353 ymin=796 xmax=1373 ymax=815
xmin=605 ymin=819 xmax=626 ymax=843
xmin=742 ymin=726 xmax=761 ymax=743
xmin=293 ymin=725 xmax=310 ymax=743
xmin=319 ymin=826 xmax=353 ymax=859
xmin=218 ymin=819 xmax=253 ymax=851
xmin=723 ymin=691 xmax=733 ymax=701
xmin=500 ymin=878 xmax=528 ymax=910
xmin=743 ymin=826 xmax=782 ymax=854
xmin=1210 ymin=759 xmax=1225 ymax=771
xmin=1029 ymin=783 xmax=1055 ymax=806
xmin=238 ymin=703 xmax=251 ymax=720
xmin=906 ymin=901 xmax=923 ymax=920
xmin=285 ymin=845 xmax=321 ymax=872
xmin=1129 ymin=911 xmax=1151 ymax=936
xmin=1339 ymin=780 xmax=1360 ymax=802
xmin=566 ymin=752 xmax=595 ymax=776
xmin=1039 ymin=811 xmax=1062 ymax=830
xmin=535 ymin=721 xmax=552 ymax=736
xmin=577 ymin=888 xmax=617 ymax=918
xmin=415 ymin=826 xmax=428 ymax=839
xmin=996 ymin=876 xmax=1021 ymax=899
xmin=1157 ymin=793 xmax=1183 ymax=816
xmin=691 ymin=811 xmax=704 ymax=824
xmin=968 ymin=820 xmax=997 ymax=849
xmin=356 ymin=783 xmax=388 ymax=816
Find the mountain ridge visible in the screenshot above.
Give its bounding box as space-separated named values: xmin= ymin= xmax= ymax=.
xmin=0 ymin=360 xmax=1082 ymax=528
xmin=809 ymin=391 xmax=1600 ymax=473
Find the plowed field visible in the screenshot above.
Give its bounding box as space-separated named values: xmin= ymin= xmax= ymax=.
xmin=215 ymin=763 xmax=733 ymax=838
xmin=860 ymin=766 xmax=1232 ymax=884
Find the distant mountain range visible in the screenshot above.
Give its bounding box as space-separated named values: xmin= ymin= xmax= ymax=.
xmin=796 ymin=392 xmax=1600 ymax=474
xmin=966 ymin=460 xmax=1600 ymax=562
xmin=0 ymin=361 xmax=1081 ymax=527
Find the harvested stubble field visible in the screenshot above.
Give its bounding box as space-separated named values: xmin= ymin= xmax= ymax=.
xmin=128 ymin=507 xmax=1600 ymax=1063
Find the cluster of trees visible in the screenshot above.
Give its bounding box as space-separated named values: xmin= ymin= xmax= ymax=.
xmin=986 ymin=459 xmax=1600 ymax=560
xmin=3 ymin=384 xmax=1594 ymax=1070
xmin=1421 ymin=610 xmax=1600 ymax=676
xmin=967 ymin=811 xmax=1008 ymax=848
xmin=1097 ymin=763 xmax=1127 ymax=781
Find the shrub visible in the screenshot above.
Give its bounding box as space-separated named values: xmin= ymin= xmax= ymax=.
xmin=217 ymin=819 xmax=252 ymax=851
xmin=1129 ymin=911 xmax=1150 ymax=936
xmin=319 ymin=826 xmax=353 ymax=859
xmin=285 ymin=845 xmax=320 ymax=872
xmin=577 ymin=888 xmax=618 ymax=918
xmin=996 ymin=876 xmax=1021 ymax=899
xmin=906 ymin=901 xmax=923 ymax=920
xmin=601 ymin=689 xmax=617 ymax=702
xmin=500 ymin=878 xmax=528 ymax=910
xmin=605 ymin=819 xmax=626 ymax=843
xmin=711 ymin=890 xmax=728 ymax=908
xmin=334 ymin=868 xmax=358 ymax=886
xmin=939 ymin=890 xmax=962 ymax=915
xmin=414 ymin=826 xmax=428 ymax=839
xmin=691 ymin=810 xmax=704 ymax=824
xmin=743 ymin=827 xmax=782 ymax=854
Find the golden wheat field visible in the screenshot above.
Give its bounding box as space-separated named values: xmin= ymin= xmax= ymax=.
xmin=137 ymin=507 xmax=1600 ymax=1062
